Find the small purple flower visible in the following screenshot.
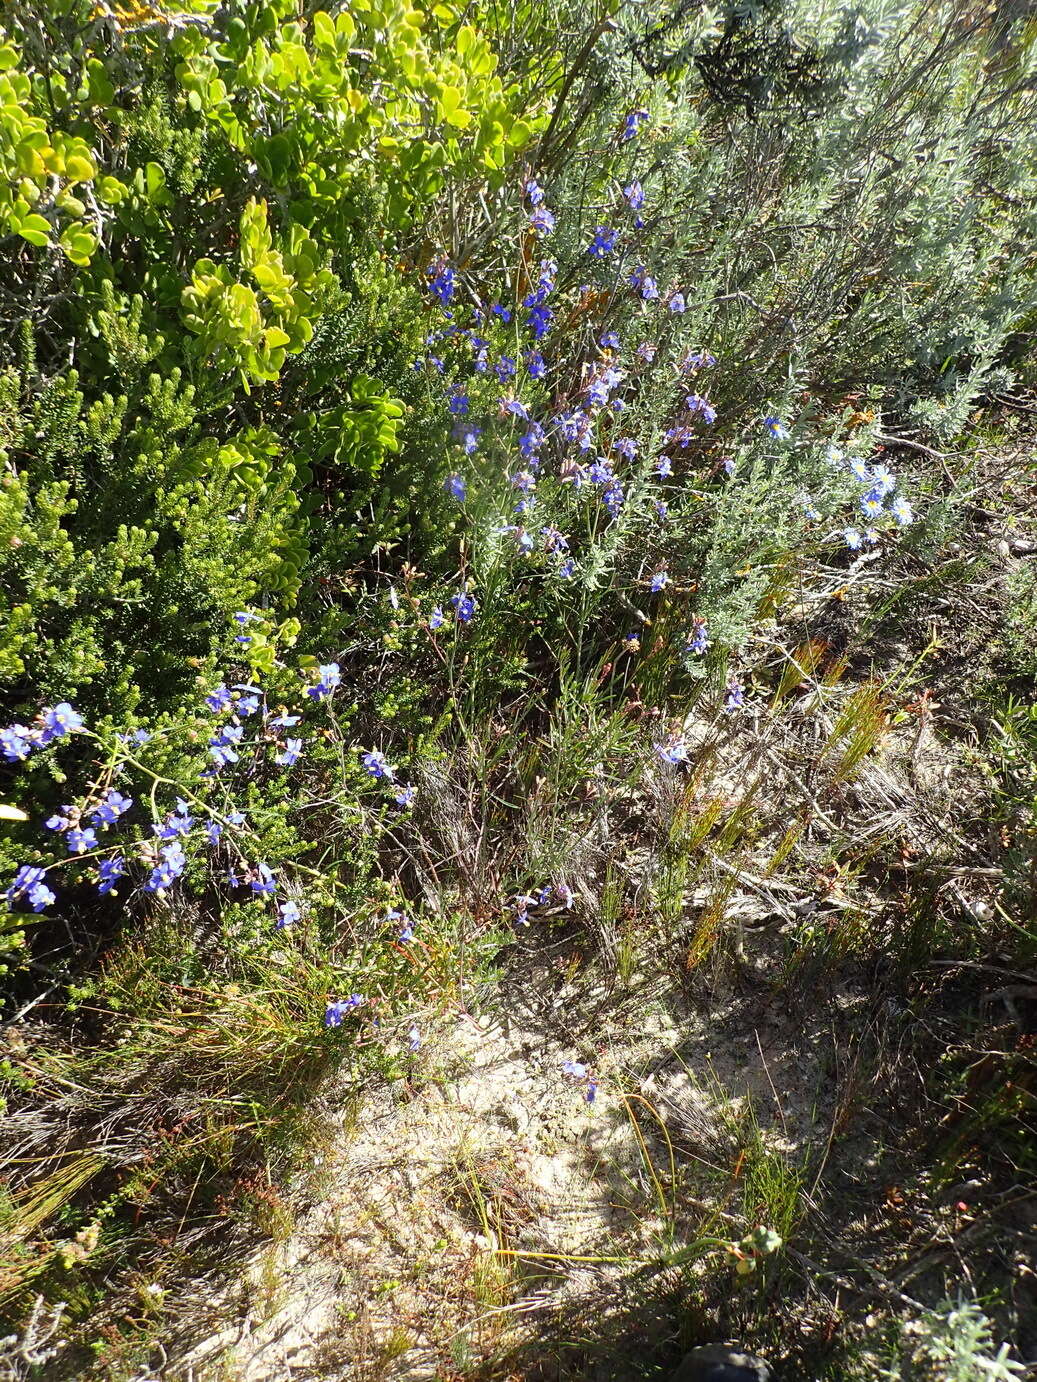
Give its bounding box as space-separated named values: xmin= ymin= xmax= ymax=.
xmin=494 ymin=356 xmax=517 ymax=384
xmin=308 ymin=662 xmax=341 ymax=700
xmin=206 ymin=684 xmax=232 ymax=713
xmin=205 ymin=822 xmax=222 ymax=845
xmin=527 ymin=304 xmax=553 ymax=339
xmin=276 ymin=738 xmax=303 ymax=767
xmin=445 ymin=473 xmax=467 ymax=501
xmin=97 ymin=856 xmax=125 ymax=895
xmin=428 ymin=607 xmax=445 ymax=631
xmin=724 ymin=681 xmax=745 ymax=713
xmin=277 ymin=901 xmax=301 ymax=928
xmin=407 ymin=1024 xmax=422 ymax=1052
xmin=558 ymin=558 xmax=575 ymax=578
xmin=66 ymin=827 xmax=97 ymax=855
xmin=1 ymin=725 xmax=33 ymax=762
xmin=637 ymin=342 xmax=657 ymax=363
xmin=613 ymin=437 xmax=638 ymax=461
xmin=6 ymin=865 xmax=55 ymax=911
xmin=146 ymin=841 xmax=187 ymax=893
xmin=45 ymin=809 xmax=72 ymax=832
xmin=525 ymin=178 xmax=545 ymax=207
xmin=361 ymin=749 xmax=395 ymax=781
xmin=428 ymin=264 xmax=456 ymax=307
xmin=448 ymin=390 xmax=469 ymax=416
xmin=764 ymin=416 xmax=789 ymax=440
xmin=562 ymin=1059 xmax=587 ymax=1078
xmin=530 ymin=206 xmax=555 ymax=236
xmin=650 ymin=569 xmax=669 ymax=592
xmin=624 ymin=180 xmax=645 ymax=210
xmin=90 ymin=789 xmax=133 ymax=828
xmin=453 ymin=421 xmax=482 ymax=454
xmin=40 ymin=702 xmax=83 ymax=743
xmin=668 ymin=293 xmax=686 ymax=314
xmin=525 ymin=350 xmax=547 ymax=379
xmin=452 ymin=592 xmax=477 ymax=623
xmin=622 ymin=110 xmax=649 ymax=141
xmin=325 ymin=995 xmax=365 ymax=1027
xmin=600 ymin=330 xmax=621 ymax=350
xmin=655 ymin=736 xmax=689 ymax=765
xmin=655 ymin=456 xmax=672 ymax=478
xmin=685 ymin=620 xmax=709 ymax=656
xmin=890 ymin=496 xmax=914 ymax=526
xmin=686 ymin=394 xmax=717 ymax=424
xmin=843 ymin=527 xmax=863 ymax=550
xmin=250 ymin=862 xmax=276 ymax=895
xmin=587 ymin=226 xmax=619 ymax=258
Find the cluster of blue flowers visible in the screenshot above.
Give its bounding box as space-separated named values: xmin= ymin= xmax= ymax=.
xmin=1 ymin=702 xmax=83 ymax=764
xmin=3 ymin=638 xmax=417 ymax=929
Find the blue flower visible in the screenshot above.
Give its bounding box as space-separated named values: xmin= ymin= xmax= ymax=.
xmin=525 ymin=350 xmax=547 ymax=379
xmin=803 ymin=500 xmax=822 ymax=522
xmin=428 ymin=607 xmax=445 ymax=631
xmin=269 ymin=713 xmax=300 ymax=729
xmin=325 ymin=995 xmax=365 ymax=1027
xmin=206 ymin=685 xmax=233 ymax=713
xmin=527 ymin=304 xmax=553 ymax=339
xmin=277 ymin=901 xmax=301 ymax=928
xmin=613 ymin=437 xmax=637 ymax=460
xmin=428 ymin=264 xmax=456 ymax=306
xmin=525 ymin=178 xmax=545 ymax=207
xmin=655 ymin=456 xmax=672 ymax=477
xmin=445 ymin=473 xmax=467 ymax=501
xmin=407 ymin=1024 xmax=422 ymax=1052
xmin=685 ymin=620 xmax=709 ymax=655
xmin=97 ymin=856 xmax=125 ymax=895
xmin=236 ymin=695 xmax=260 ymax=717
xmin=308 ymin=662 xmax=341 ymax=700
xmin=686 ymin=394 xmax=717 ymax=424
xmin=843 ymin=527 xmax=863 ymax=550
xmin=859 ymin=488 xmax=885 ymax=520
xmin=530 ymin=206 xmax=555 ymax=236
xmin=558 ymin=558 xmax=575 ymax=578
xmin=276 ymin=738 xmax=303 ymax=766
xmin=668 ymin=292 xmax=686 ymax=313
xmin=871 ymin=464 xmax=896 ymax=495
xmin=90 ymin=789 xmax=133 ymax=828
xmin=66 ymin=827 xmax=97 ymax=855
xmin=146 ymin=841 xmax=187 ymax=893
xmin=40 ymin=703 xmax=83 ymax=743
xmin=655 ymin=736 xmax=689 ymax=765
xmin=624 ymin=180 xmax=645 ymax=210
xmin=587 ymin=226 xmax=619 ymax=258
xmin=1 ymin=725 xmax=33 ymax=762
xmin=6 ymin=865 xmax=55 ymax=912
xmin=562 ymin=1059 xmax=587 ymax=1078
xmin=491 ymin=303 xmax=512 ymax=324
xmin=621 ymin=109 xmax=649 ymax=140
xmin=45 ymin=809 xmax=72 ymax=832
xmin=849 ymin=457 xmax=871 ymax=483
xmin=763 ymin=417 xmax=789 ymax=440
xmin=394 ymin=785 xmax=416 ymax=808
xmin=586 ymin=1079 xmax=597 ymax=1103
xmin=205 ymin=822 xmax=222 ymax=845
xmin=683 ymin=349 xmax=717 ymax=370
xmin=227 ymin=811 xmax=246 ymax=826
xmin=600 ymin=330 xmax=621 ymax=350
xmin=453 ymin=421 xmax=482 ymax=454
xmin=209 ymin=741 xmax=238 ymax=767
xmin=890 ymin=496 xmax=914 ymax=526
xmin=650 ymin=569 xmax=669 ymax=592
xmin=250 ymin=863 xmax=276 ymax=895
xmin=452 ymin=592 xmax=477 ymax=623
xmin=494 ymin=356 xmax=517 ymax=384
xmin=362 ymin=749 xmax=395 ymax=780
xmin=724 ymin=682 xmax=745 ymax=712
xmin=448 ymin=390 xmax=469 ymax=417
